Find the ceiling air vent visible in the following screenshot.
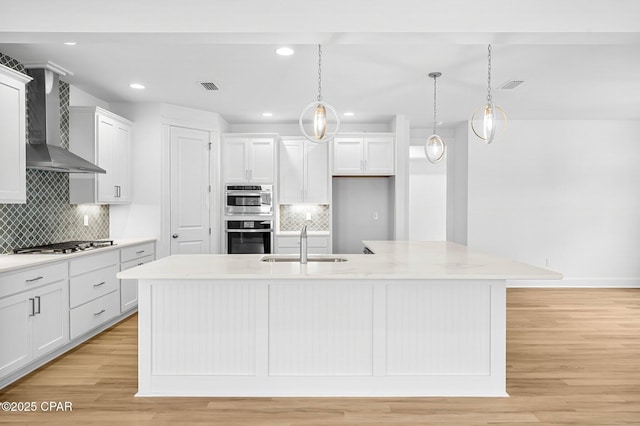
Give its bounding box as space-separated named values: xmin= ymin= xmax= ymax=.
xmin=497 ymin=80 xmax=524 ymax=90
xmin=199 ymin=81 xmax=219 ymax=91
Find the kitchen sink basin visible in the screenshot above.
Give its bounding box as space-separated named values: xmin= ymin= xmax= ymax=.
xmin=260 ymin=255 xmax=348 ymax=263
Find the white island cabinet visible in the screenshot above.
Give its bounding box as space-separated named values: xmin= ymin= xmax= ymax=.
xmin=119 ymin=241 xmax=561 ymax=397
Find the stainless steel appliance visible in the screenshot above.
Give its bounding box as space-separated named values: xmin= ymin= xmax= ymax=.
xmin=13 ymin=240 xmax=115 ymax=254
xmin=225 ymin=185 xmax=273 ymax=216
xmin=226 ymin=221 xmax=273 ymax=254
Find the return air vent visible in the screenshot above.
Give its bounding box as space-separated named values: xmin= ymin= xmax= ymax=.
xmin=199 ymin=81 xmax=219 ymax=91
xmin=497 ymin=80 xmax=524 ymax=90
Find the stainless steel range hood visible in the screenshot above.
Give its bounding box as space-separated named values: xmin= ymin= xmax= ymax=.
xmin=25 ymin=65 xmax=105 ymax=174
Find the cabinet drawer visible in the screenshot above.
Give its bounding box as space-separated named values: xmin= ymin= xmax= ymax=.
xmin=0 ymin=262 xmax=67 ymax=299
xmin=70 ymin=290 xmax=119 ymax=339
xmin=120 ymin=243 xmax=155 ymax=263
xmin=277 ymin=236 xmax=329 ymax=248
xmin=121 ymin=254 xmax=154 ymax=271
xmin=69 ymin=250 xmax=119 ymax=277
xmin=69 ymin=264 xmax=119 ymax=308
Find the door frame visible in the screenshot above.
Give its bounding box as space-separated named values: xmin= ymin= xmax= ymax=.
xmin=160 ymin=111 xmax=222 ymax=259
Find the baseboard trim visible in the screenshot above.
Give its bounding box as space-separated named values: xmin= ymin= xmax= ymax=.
xmin=507 ymin=278 xmax=640 ymax=288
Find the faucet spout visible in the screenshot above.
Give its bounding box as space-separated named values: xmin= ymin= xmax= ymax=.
xmin=300 ymin=224 xmax=308 ymax=264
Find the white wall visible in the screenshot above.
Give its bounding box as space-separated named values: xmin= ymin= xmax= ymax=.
xmin=467 ymin=120 xmax=640 ymax=287
xmin=69 ymin=86 xmax=110 ymax=110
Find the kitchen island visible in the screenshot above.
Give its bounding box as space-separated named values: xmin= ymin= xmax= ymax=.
xmin=117 ymin=241 xmax=561 ymax=397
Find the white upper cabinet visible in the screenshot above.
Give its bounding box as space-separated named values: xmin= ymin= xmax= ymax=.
xmin=222 ymin=134 xmax=276 ymax=184
xmin=69 ymin=107 xmax=133 ymax=204
xmin=0 ymin=65 xmax=31 ymax=204
xmin=332 ymin=133 xmax=395 ymax=176
xmin=279 ymin=138 xmax=329 ymax=204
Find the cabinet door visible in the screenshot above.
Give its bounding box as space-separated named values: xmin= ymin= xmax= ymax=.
xmin=96 ymin=115 xmax=115 ymax=202
xmin=364 ymin=136 xmax=395 ymax=175
xmin=31 ymin=281 xmax=68 ymax=359
xmin=279 ymin=140 xmax=304 ymax=203
xmin=248 ymin=138 xmax=275 ymax=183
xmin=0 ymin=292 xmax=31 ymax=377
xmin=120 ymin=254 xmax=154 ymax=312
xmin=111 ymin=122 xmax=131 ymax=203
xmin=223 ymin=138 xmax=249 ymax=183
xmin=305 ymin=141 xmax=329 ymax=203
xmin=332 ymin=137 xmax=363 ymax=175
xmin=0 ymin=69 xmax=27 ymax=203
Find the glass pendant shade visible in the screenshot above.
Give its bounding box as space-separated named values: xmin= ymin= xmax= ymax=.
xmin=425 ymin=134 xmax=445 ymax=164
xmin=313 ymin=104 xmax=327 ymax=139
xmin=471 ymin=102 xmax=506 ymax=144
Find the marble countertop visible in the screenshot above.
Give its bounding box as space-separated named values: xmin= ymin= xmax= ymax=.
xmin=0 ymin=238 xmax=156 ymax=274
xmin=117 ymin=240 xmax=562 ymax=281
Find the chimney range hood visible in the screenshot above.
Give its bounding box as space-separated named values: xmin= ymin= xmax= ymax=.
xmin=24 ymin=63 xmax=105 ymax=174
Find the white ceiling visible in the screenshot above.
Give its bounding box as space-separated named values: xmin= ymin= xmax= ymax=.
xmin=1 ymin=0 xmax=639 ymax=129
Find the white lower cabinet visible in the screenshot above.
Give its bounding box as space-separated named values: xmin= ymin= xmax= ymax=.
xmin=119 ymin=242 xmax=156 ymax=313
xmin=0 ymin=241 xmax=155 ymax=387
xmin=0 ymin=264 xmax=69 ymax=379
xmin=276 ymin=235 xmax=330 ymax=254
xmin=69 ymin=251 xmax=120 ymax=340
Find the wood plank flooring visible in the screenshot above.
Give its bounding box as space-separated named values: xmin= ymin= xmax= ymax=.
xmin=1 ymin=288 xmax=639 ymax=425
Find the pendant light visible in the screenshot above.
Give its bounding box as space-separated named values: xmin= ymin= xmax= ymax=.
xmin=299 ymin=44 xmax=340 ymax=143
xmin=471 ymin=44 xmax=507 ymax=144
xmin=425 ymin=72 xmax=446 ymax=164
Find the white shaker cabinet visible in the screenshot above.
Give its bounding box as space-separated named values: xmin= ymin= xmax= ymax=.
xmin=279 ymin=138 xmax=329 ymax=204
xmin=332 ymin=133 xmax=395 ymax=176
xmin=69 ymin=106 xmax=133 ymax=204
xmin=222 ymin=134 xmax=276 ymax=184
xmin=0 ymin=64 xmax=31 ymax=204
xmin=119 ymin=242 xmax=155 ymax=313
xmin=0 ymin=263 xmax=68 ymax=379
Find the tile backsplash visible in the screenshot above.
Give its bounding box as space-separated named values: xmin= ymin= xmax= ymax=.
xmin=0 ymin=52 xmax=109 ymax=254
xmin=279 ymin=204 xmax=330 ymax=232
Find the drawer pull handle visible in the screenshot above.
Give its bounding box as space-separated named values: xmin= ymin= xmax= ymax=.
xmin=93 ymin=281 xmax=106 ymax=288
xmin=93 ymin=309 xmax=106 ymax=316
xmin=137 ymin=263 xmax=144 ymax=266
xmin=26 ymin=276 xmax=44 ymax=283
xmin=136 ymin=250 xmax=145 ymax=254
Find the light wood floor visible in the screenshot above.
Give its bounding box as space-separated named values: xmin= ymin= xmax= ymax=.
xmin=1 ymin=288 xmax=639 ymax=425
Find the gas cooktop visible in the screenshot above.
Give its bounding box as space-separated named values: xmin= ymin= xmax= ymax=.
xmin=13 ymin=240 xmax=115 ymax=254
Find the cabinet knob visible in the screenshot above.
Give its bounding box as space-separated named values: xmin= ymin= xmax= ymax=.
xmin=172 ymin=234 xmax=179 ymax=239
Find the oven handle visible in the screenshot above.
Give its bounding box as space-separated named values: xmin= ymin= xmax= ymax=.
xmin=225 ymin=229 xmax=273 ymax=233
xmin=225 ymin=191 xmax=271 ymax=196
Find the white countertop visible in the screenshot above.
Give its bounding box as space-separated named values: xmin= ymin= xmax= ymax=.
xmin=276 ymin=231 xmax=330 ymax=236
xmin=0 ymin=238 xmax=156 ymax=274
xmin=117 ymin=240 xmax=562 ymax=281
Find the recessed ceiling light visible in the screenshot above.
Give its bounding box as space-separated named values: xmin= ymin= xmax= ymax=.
xmin=262 ymin=112 xmax=273 ymax=117
xmin=63 ymin=42 xmax=77 ymax=46
xmin=275 ymin=47 xmax=294 ymax=56
xmin=343 ymin=112 xmax=355 ymax=117
xmin=129 ymin=83 xmax=145 ymax=90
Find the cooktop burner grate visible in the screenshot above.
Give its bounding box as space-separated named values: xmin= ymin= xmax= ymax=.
xmin=13 ymin=240 xmax=115 ymax=254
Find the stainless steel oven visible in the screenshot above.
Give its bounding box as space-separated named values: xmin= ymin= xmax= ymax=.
xmin=226 ymin=220 xmax=273 ymax=254
xmin=225 ymin=185 xmax=273 ymax=216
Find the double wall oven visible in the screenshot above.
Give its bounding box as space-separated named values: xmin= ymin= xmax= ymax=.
xmin=224 ymin=184 xmax=273 ymax=254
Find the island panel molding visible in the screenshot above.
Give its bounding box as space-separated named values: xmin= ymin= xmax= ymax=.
xmin=135 ymin=278 xmax=506 ymax=397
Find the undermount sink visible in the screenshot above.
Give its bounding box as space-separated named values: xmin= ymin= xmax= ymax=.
xmin=260 ymin=255 xmax=348 ymax=263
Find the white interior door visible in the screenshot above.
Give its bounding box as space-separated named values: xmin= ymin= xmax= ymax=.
xmin=170 ymin=126 xmax=211 ymax=255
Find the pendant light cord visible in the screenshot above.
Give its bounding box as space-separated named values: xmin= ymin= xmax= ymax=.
xmin=317 ymin=44 xmax=323 ymax=102
xmin=486 ymin=44 xmax=492 ymax=103
xmin=432 ymin=74 xmax=438 ymax=135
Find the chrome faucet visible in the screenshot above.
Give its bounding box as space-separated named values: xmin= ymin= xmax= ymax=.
xmin=300 ymin=224 xmax=308 ymax=264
